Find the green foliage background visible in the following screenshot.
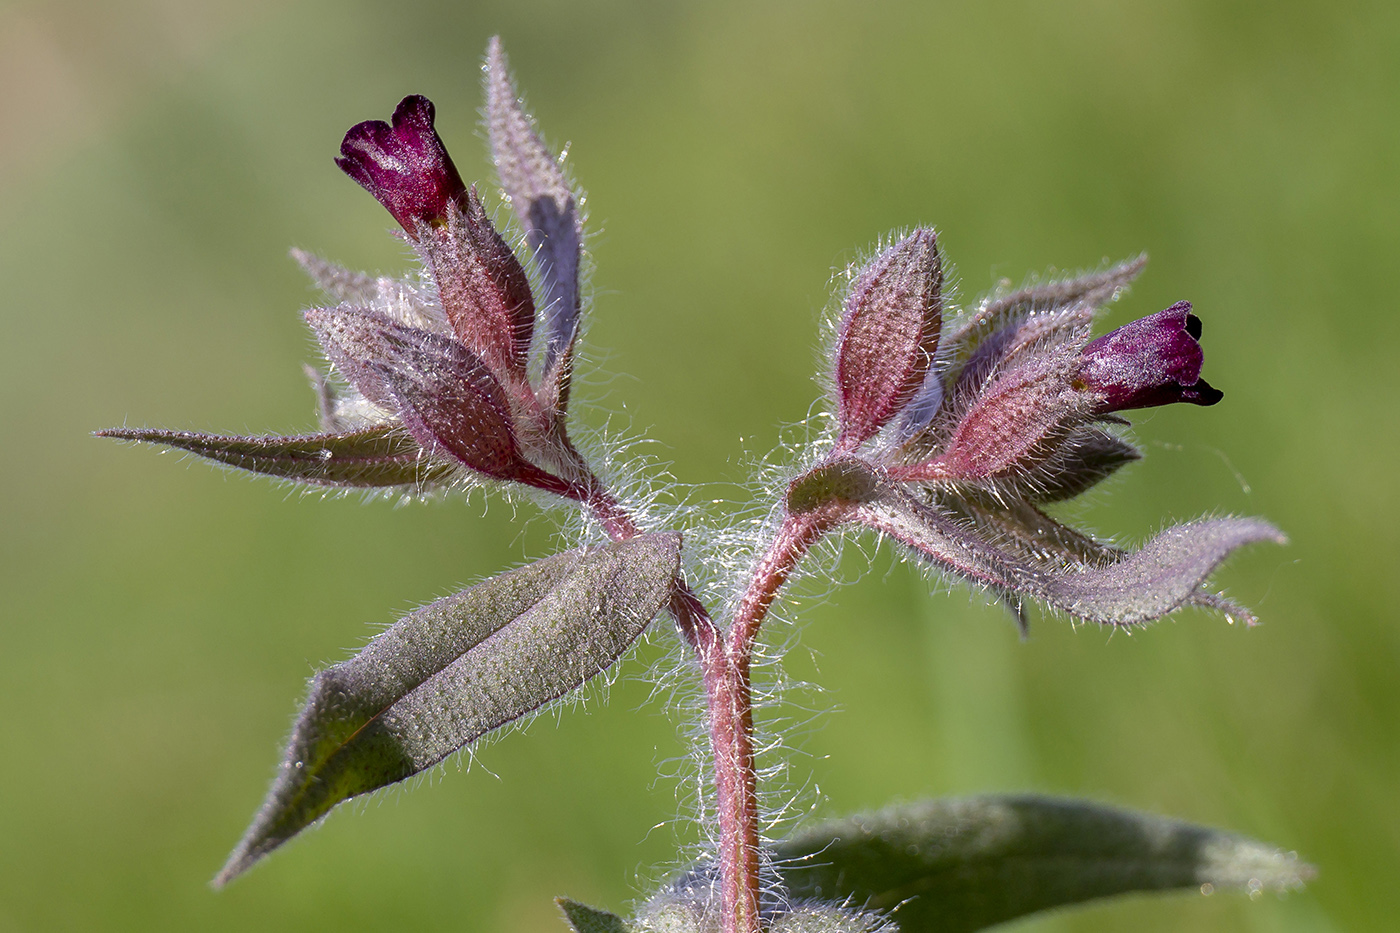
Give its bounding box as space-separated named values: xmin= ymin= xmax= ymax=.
xmin=2 ymin=1 xmax=1395 ymax=930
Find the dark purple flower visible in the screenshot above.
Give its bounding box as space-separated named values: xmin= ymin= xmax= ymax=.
xmin=107 ymin=63 xmax=602 ymax=503
xmin=791 ymin=257 xmax=1280 ymax=633
xmin=1078 ymin=301 xmax=1223 ymax=412
xmin=336 ymin=95 xmax=468 ymax=233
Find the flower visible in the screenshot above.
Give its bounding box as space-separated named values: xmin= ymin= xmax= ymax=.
xmin=336 ymin=95 xmax=468 ymax=233
xmin=789 ymin=236 xmax=1281 ymax=632
xmin=101 ymin=50 xmax=599 ymax=507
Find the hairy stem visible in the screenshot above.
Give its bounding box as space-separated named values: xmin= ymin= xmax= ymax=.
xmin=715 ymin=508 xmax=841 ymax=933
xmin=581 ymin=478 xmax=841 ymax=933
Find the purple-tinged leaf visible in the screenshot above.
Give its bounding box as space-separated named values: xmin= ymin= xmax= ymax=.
xmin=776 ymin=795 xmax=1313 ymax=933
xmin=942 ymin=255 xmax=1146 ymax=375
xmin=293 ymin=250 xmax=443 ymax=336
xmin=929 ymin=349 xmax=1088 ymax=482
xmin=290 ymin=249 xmax=378 ymax=305
xmin=215 ymin=533 xmax=681 ymax=887
xmin=858 ymin=491 xmax=1283 ymax=626
xmin=834 ymin=229 xmax=943 ymax=451
xmin=942 ymin=491 xmax=1123 ymax=570
xmin=304 ymin=307 xmax=538 ymax=484
xmin=336 ymin=95 xmax=467 ymax=233
xmin=419 ymin=187 xmax=535 ymax=381
xmin=1079 ymin=301 xmax=1223 ymax=412
xmin=95 ymin=425 xmax=455 ymax=489
xmin=979 ymin=426 xmax=1141 ymax=504
xmin=1042 ymin=516 xmax=1283 ymax=625
xmin=304 ymin=305 xmax=405 ymax=409
xmin=485 ymin=37 xmax=583 ymax=386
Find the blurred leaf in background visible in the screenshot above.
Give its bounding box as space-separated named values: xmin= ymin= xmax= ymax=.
xmin=1 ymin=0 xmax=1394 ymax=931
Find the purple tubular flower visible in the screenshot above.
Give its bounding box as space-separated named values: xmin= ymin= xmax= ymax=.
xmin=1079 ymin=301 xmax=1224 ymax=413
xmin=336 ymin=95 xmax=468 ymax=233
xmin=784 ymin=257 xmax=1281 ymax=634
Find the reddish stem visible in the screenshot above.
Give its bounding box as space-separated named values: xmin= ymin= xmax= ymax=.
xmin=574 ymin=469 xmax=845 ymax=933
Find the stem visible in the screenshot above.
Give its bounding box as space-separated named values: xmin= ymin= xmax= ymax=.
xmin=712 ymin=507 xmax=841 ymax=933
xmin=577 ymin=473 xmax=843 ymax=933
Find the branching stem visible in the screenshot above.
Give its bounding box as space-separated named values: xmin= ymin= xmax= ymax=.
xmin=579 ymin=466 xmax=854 ymax=933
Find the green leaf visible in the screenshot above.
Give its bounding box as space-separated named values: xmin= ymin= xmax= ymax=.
xmin=776 ymin=795 xmax=1313 ymax=932
xmin=96 ymin=424 xmax=456 ymax=488
xmin=557 ymin=898 xmax=631 ymax=933
xmin=215 ymin=533 xmax=681 ymax=886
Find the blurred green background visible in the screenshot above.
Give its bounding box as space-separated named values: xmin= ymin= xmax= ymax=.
xmin=2 ymin=0 xmax=1395 ymax=930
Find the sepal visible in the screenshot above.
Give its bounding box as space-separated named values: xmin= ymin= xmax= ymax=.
xmin=305 ymin=307 xmax=538 ymax=484
xmin=419 ymin=187 xmax=536 ymax=383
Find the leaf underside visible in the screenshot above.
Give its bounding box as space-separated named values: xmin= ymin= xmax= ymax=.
xmin=776 ymin=795 xmax=1314 ymax=933
xmin=97 ymin=424 xmax=455 ymax=489
xmin=215 ymin=533 xmax=680 ymax=886
xmin=862 ymin=492 xmax=1284 ymax=627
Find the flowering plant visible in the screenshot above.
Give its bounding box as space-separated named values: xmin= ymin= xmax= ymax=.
xmin=101 ymin=38 xmax=1308 ymax=933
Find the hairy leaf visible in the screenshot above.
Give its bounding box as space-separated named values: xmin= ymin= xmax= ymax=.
xmin=558 ymin=898 xmax=631 ymax=933
xmin=485 ymin=36 xmax=583 ymax=387
xmin=95 ymin=425 xmax=454 ymax=489
xmin=215 ymin=533 xmax=681 ymax=886
xmin=777 ymin=796 xmax=1313 ymax=933
xmin=859 ymin=492 xmax=1283 ymax=626
xmin=304 ymin=306 xmax=537 ymax=482
xmin=943 ymin=255 xmax=1146 ymax=375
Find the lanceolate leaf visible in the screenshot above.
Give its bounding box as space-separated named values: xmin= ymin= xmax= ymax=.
xmin=557 ymin=898 xmax=631 ymax=933
xmin=859 ymin=492 xmax=1283 ymax=626
xmin=95 ymin=425 xmax=454 ymax=489
xmin=215 ymin=533 xmax=681 ymax=887
xmin=485 ymin=36 xmax=583 ymax=383
xmin=776 ymin=796 xmax=1314 ymax=933
xmin=942 ymin=255 xmax=1147 ymax=375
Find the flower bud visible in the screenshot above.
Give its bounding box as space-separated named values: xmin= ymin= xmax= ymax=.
xmin=833 ymin=230 xmax=943 ymax=451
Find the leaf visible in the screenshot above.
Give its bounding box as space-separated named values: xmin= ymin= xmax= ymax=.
xmin=95 ymin=425 xmax=455 ymax=489
xmin=215 ymin=533 xmax=681 ymax=887
xmin=557 ymin=898 xmax=631 ymax=933
xmin=942 ymin=255 xmax=1147 ymax=375
xmin=859 ymin=491 xmax=1284 ymax=626
xmin=304 ymin=306 xmax=534 ymax=482
xmin=776 ymin=795 xmax=1314 ymax=933
xmin=485 ymin=36 xmax=583 ymax=387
